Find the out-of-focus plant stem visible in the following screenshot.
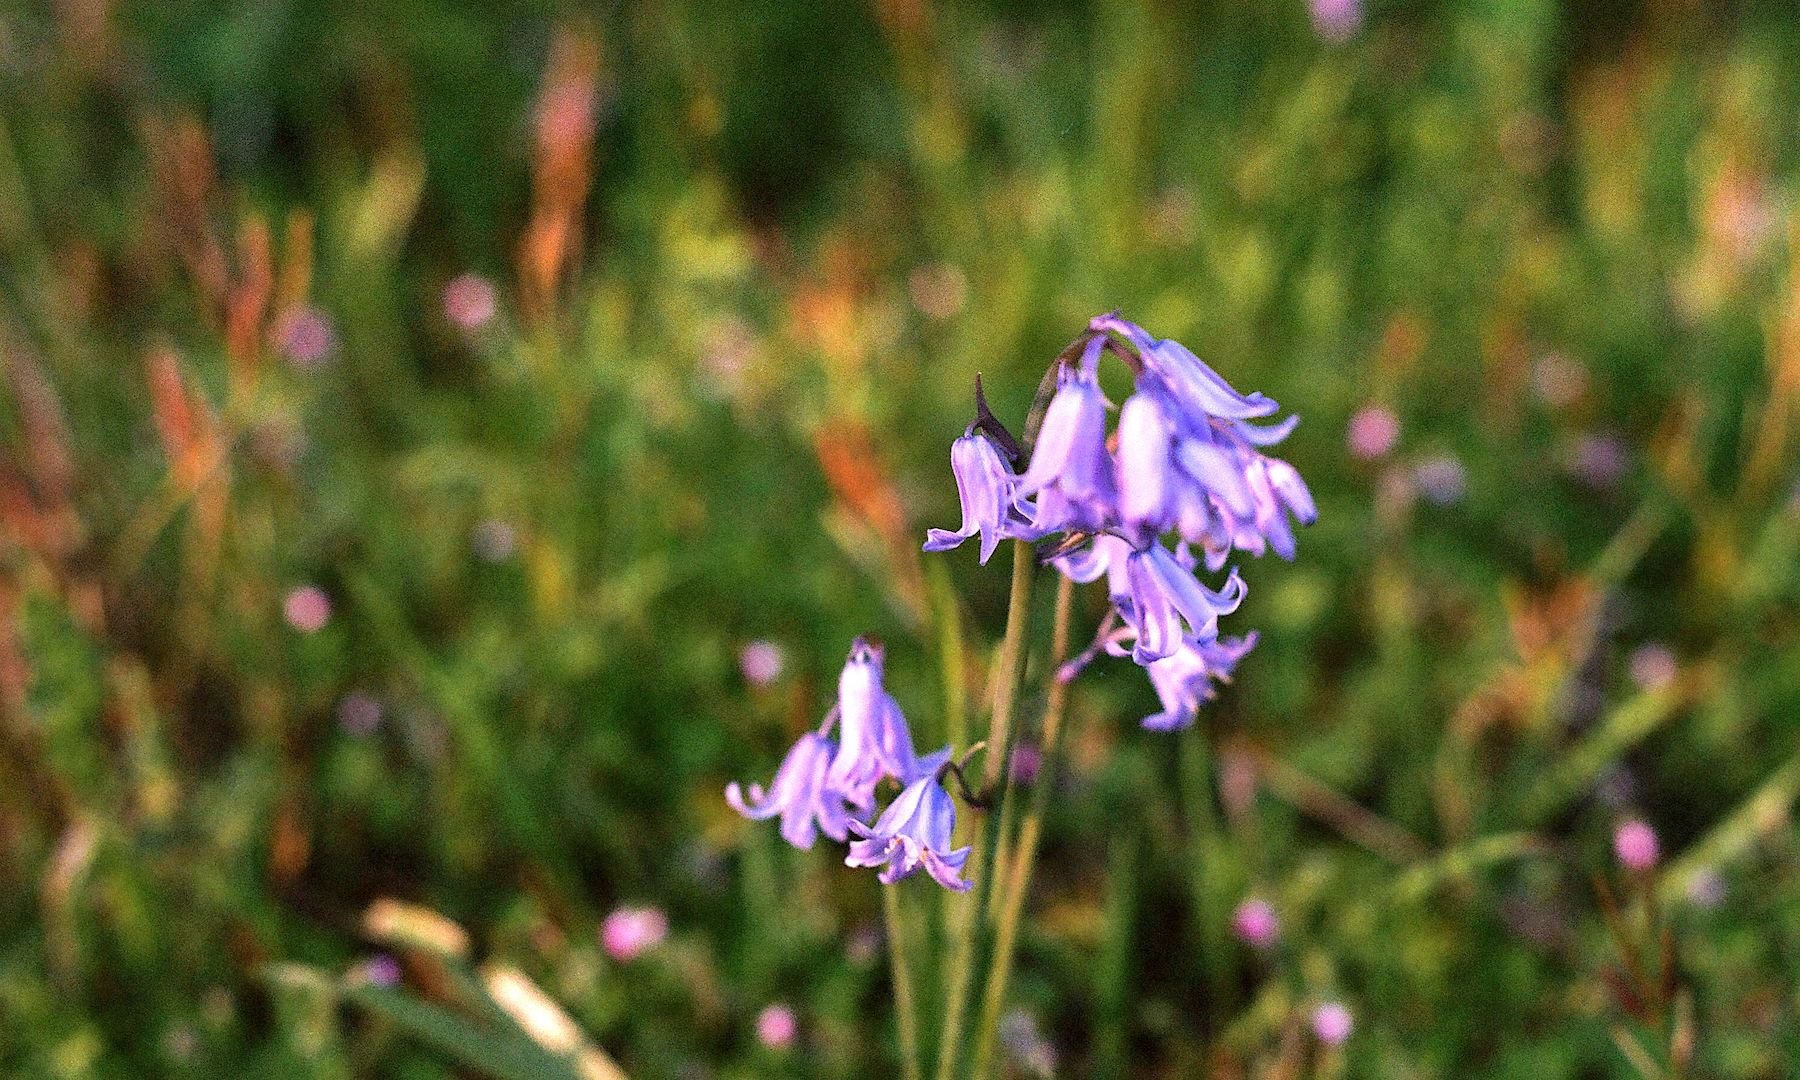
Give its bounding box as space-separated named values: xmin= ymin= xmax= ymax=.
xmin=885 ymin=883 xmax=923 ymax=1080
xmin=970 ymin=572 xmax=1074 ymax=1079
xmin=1181 ymin=719 xmax=1235 ymax=1022
xmin=928 ymin=559 xmax=969 ymax=763
xmin=934 ymin=538 xmax=1036 ymax=1080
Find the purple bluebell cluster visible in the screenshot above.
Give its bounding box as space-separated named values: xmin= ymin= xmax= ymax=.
xmin=727 ymin=639 xmax=971 ymax=890
xmin=925 ymin=313 xmax=1313 ymax=731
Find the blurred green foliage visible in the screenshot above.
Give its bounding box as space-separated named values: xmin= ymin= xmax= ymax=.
xmin=4 ymin=1 xmax=1800 ymax=1077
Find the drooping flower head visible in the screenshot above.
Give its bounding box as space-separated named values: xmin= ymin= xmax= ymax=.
xmin=923 ymin=314 xmax=1313 ymax=737
xmin=726 ymin=732 xmax=854 ymax=849
xmin=827 ymin=638 xmax=950 ymax=809
xmin=1087 ymin=314 xmax=1314 ymax=567
xmin=728 ymin=637 xmax=963 ymax=879
xmin=1134 ymin=633 xmax=1258 ymax=731
xmin=924 ymin=428 xmax=1031 ymax=564
xmin=1017 ymin=336 xmax=1115 ymax=535
xmin=1119 ymin=543 xmax=1245 ymax=664
xmin=845 ymin=775 xmax=972 ymax=891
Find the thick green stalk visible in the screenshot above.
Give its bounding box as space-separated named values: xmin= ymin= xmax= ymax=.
xmin=970 ymin=573 xmax=1075 ymax=1079
xmin=884 ymin=884 xmax=923 ymax=1080
xmin=934 ymin=539 xmax=1037 ymax=1080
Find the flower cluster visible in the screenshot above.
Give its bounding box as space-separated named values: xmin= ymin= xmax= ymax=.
xmin=726 ymin=639 xmax=971 ymax=890
xmin=925 ymin=313 xmax=1314 ymax=730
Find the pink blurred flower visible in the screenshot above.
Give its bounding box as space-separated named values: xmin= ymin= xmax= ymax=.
xmin=1628 ymin=644 xmax=1677 ymax=692
xmin=755 ymin=1004 xmax=797 ymax=1049
xmin=601 ymin=905 xmax=667 ymax=961
xmin=443 ymin=273 xmax=498 ymax=333
xmin=1009 ymin=741 xmax=1042 ymax=785
xmin=1614 ymin=819 xmax=1659 ymax=872
xmin=1232 ymin=897 xmax=1280 ymax=949
xmin=1346 ymin=405 xmax=1399 ymax=460
xmin=363 ymin=953 xmax=401 ymax=987
xmin=1312 ymin=1001 xmax=1354 ymax=1045
xmin=1570 ymin=433 xmax=1629 ymax=490
xmin=275 ymin=305 xmax=336 ymax=370
xmin=283 ymin=585 xmax=331 ymax=633
xmin=1310 ymin=0 xmax=1362 ymax=42
xmin=739 ymin=640 xmax=785 ymax=687
xmin=337 ymin=693 xmax=382 ymax=736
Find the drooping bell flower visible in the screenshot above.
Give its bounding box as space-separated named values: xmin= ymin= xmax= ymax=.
xmin=924 ymin=428 xmax=1029 ymax=564
xmin=1091 ymin=313 xmax=1278 ymax=422
xmin=1114 ymin=390 xmax=1176 ymax=542
xmin=1133 ymin=633 xmax=1258 ymax=731
xmin=1049 ymin=533 xmax=1134 ymax=600
xmin=726 ymin=732 xmax=854 ymax=849
xmin=845 ymin=775 xmax=972 ymax=891
xmin=827 ymin=639 xmax=949 ymax=809
xmin=1018 ymin=338 xmax=1114 ymax=534
xmin=1119 ymin=543 xmax=1245 ymax=663
xmin=1170 ymin=434 xmax=1315 ymax=566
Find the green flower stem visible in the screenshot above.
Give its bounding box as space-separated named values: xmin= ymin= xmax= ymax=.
xmin=970 ymin=572 xmax=1075 ymax=1079
xmin=884 ymin=882 xmax=924 ymax=1080
xmin=934 ymin=538 xmax=1037 ymax=1080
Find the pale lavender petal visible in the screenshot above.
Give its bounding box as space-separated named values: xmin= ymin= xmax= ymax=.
xmin=1232 ymin=414 xmax=1301 ymax=447
xmin=1116 ymin=391 xmax=1174 ymax=532
xmin=1018 ymin=367 xmax=1114 ymax=507
xmin=1178 ymin=440 xmax=1256 ymax=518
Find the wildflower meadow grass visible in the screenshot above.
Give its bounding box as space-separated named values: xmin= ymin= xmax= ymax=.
xmin=4 ymin=3 xmax=1800 ymax=1078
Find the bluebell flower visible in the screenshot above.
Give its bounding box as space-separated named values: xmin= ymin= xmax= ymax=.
xmin=1133 ymin=633 xmax=1259 ymax=731
xmin=1120 ymin=543 xmax=1245 ymax=664
xmin=924 ymin=313 xmax=1317 ymax=733
xmin=1213 ymin=452 xmax=1315 ymax=561
xmin=1114 ymin=390 xmax=1175 ymax=542
xmin=1018 ymin=338 xmax=1115 ymax=534
xmin=1158 ymin=427 xmax=1314 ymax=567
xmin=1091 ymin=313 xmax=1278 ymax=421
xmin=827 ymin=639 xmax=950 ymax=810
xmin=846 ymin=775 xmax=972 ymax=891
xmin=726 ymin=732 xmax=854 ymax=849
xmin=1049 ymin=533 xmax=1134 ymax=602
xmin=924 ymin=428 xmax=1031 ymax=564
